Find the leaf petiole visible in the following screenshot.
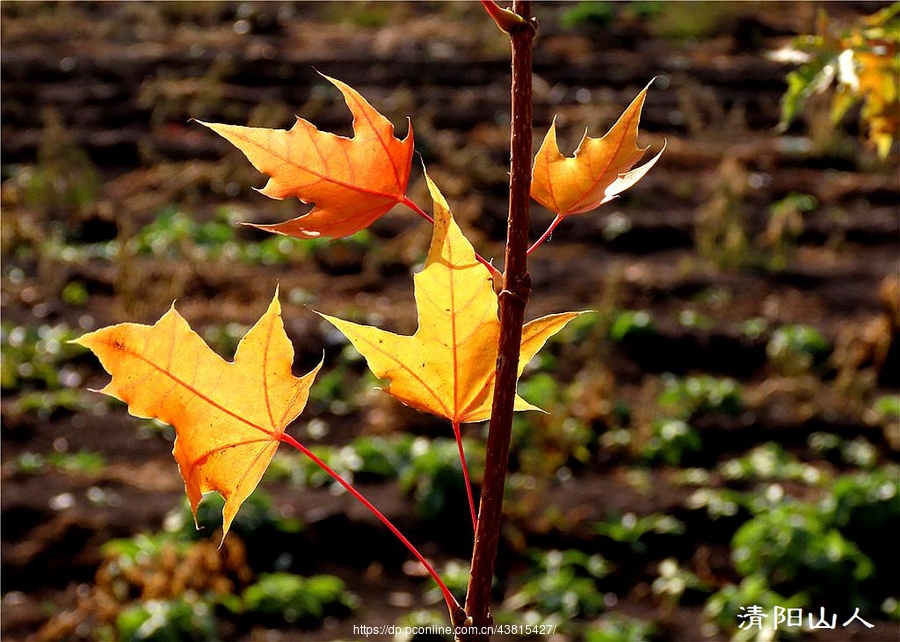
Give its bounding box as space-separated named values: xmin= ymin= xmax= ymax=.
xmin=527 ymin=214 xmax=562 ymax=256
xmin=452 ymin=421 xmax=478 ymax=532
xmin=278 ymin=431 xmax=461 ymax=617
xmin=401 ymin=195 xmax=502 ymax=282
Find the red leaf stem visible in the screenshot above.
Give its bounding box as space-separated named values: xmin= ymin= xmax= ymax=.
xmin=278 ymin=431 xmax=462 ymax=620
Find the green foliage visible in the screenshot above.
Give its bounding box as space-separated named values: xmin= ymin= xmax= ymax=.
xmin=826 ymin=466 xmax=900 ymax=531
xmin=200 ymin=322 xmax=251 ymax=359
xmin=1 ymin=321 xmax=96 ymax=419
xmin=394 ymin=609 xmax=452 ymax=642
xmin=651 ymin=558 xmax=712 ymax=606
xmin=640 ymin=418 xmax=702 ymax=466
xmin=124 ymin=206 xmax=375 ymax=266
xmin=705 ymin=575 xmax=807 ymax=639
xmin=593 ymin=512 xmax=685 ymax=553
xmin=731 ymin=499 xmax=874 ymax=605
xmin=657 ymin=373 xmax=742 ymax=419
xmin=12 ymin=449 xmax=107 ymax=476
xmin=14 ymin=389 xmax=90 ymax=419
xmin=583 ymin=613 xmax=658 ymax=642
xmin=883 ymin=597 xmax=900 ymax=620
xmin=557 ymin=0 xmax=742 ymax=42
xmin=609 ymin=310 xmax=655 ymax=342
xmin=512 ymin=372 xmax=594 ymax=476
xmin=268 ymin=434 xmax=486 ymax=523
xmin=424 ymin=559 xmax=473 ymax=607
xmin=808 ymin=432 xmax=879 ymax=468
xmin=240 ymin=572 xmax=357 ymax=624
xmin=1 ymin=322 xmax=85 ymax=392
xmin=559 ymin=1 xmax=616 ymax=29
xmin=116 ymin=597 xmax=217 ymax=642
xmin=102 ymin=529 xmax=356 ymax=634
xmin=677 ymin=309 xmax=713 ymax=330
xmin=503 ymin=549 xmax=613 ymax=619
xmin=740 ymin=317 xmax=769 ymax=340
xmin=646 ymin=1 xmax=742 ymax=42
xmin=719 ymin=442 xmax=826 ymax=485
xmin=777 ymin=3 xmax=900 ymax=157
xmin=516 ymin=371 xmax=561 ymax=409
xmin=166 ymin=490 xmax=303 ymax=541
xmin=762 ymin=192 xmax=817 ymax=270
xmin=399 ymin=436 xmax=486 ymax=522
xmin=128 ymin=207 xmax=294 ymax=265
xmin=61 ymin=280 xmax=91 ymax=306
xmin=685 ymin=487 xmax=745 ymax=520
xmin=873 ymin=394 xmax=900 ymax=418
xmin=304 ymin=345 xmax=380 ymax=415
xmin=766 ymin=324 xmax=830 ymax=375
xmin=101 ymin=531 xmax=189 ymax=566
xmin=554 ymin=310 xmax=601 ymax=345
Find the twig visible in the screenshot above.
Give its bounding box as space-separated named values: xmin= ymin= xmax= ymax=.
xmin=461 ymin=2 xmax=535 ymax=639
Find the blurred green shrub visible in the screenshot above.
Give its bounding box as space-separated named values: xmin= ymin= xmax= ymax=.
xmin=399 ymin=436 xmax=485 ymax=523
xmin=583 ymin=613 xmax=659 ymax=642
xmin=719 ymin=442 xmax=825 ymax=485
xmin=657 ymin=374 xmax=743 ymax=419
xmin=761 ymin=192 xmax=817 ymax=270
xmin=1 ymin=322 xmax=85 ymax=392
xmin=116 ymin=597 xmax=217 ymax=642
xmin=239 ymin=572 xmax=357 ymax=625
xmin=732 ymin=499 xmax=874 ymax=606
xmin=705 ymin=575 xmax=807 ymax=640
xmin=609 ymin=310 xmax=655 ymax=343
xmin=652 ymin=557 xmax=712 ymax=606
xmin=826 ymin=467 xmax=900 ymax=532
xmin=766 ymin=324 xmax=830 ymax=375
xmin=166 ymin=490 xmax=303 ymax=542
xmin=777 ymin=3 xmax=900 ymax=158
xmin=503 ymin=549 xmax=613 ymax=619
xmin=641 ymin=418 xmax=702 ymax=466
xmin=12 ymin=449 xmax=107 ymax=476
xmin=593 ymin=512 xmax=685 ymax=554
xmin=559 ymin=1 xmax=616 ymax=29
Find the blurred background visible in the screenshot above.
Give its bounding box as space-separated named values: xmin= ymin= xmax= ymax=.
xmin=2 ymin=2 xmax=898 ymax=640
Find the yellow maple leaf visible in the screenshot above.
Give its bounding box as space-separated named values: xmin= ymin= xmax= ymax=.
xmin=318 ymin=173 xmax=583 ymax=424
xmin=73 ymin=292 xmax=321 ymax=539
xmin=531 ymin=82 xmax=663 ymax=217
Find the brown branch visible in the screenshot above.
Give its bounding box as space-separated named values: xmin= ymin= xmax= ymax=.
xmin=461 ymin=2 xmax=536 ymax=640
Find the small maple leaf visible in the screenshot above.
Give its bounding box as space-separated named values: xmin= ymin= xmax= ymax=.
xmin=531 ymin=82 xmax=664 ymax=217
xmin=73 ymin=292 xmax=321 ymax=540
xmin=198 ymin=74 xmax=414 ymax=239
xmin=318 ymin=173 xmax=583 ymax=424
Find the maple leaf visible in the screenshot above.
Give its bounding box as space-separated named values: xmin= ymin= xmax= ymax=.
xmin=318 ymin=173 xmax=583 ymax=424
xmin=531 ymin=82 xmax=663 ymax=218
xmin=198 ymin=74 xmax=414 ymax=239
xmin=73 ymin=292 xmax=321 ymax=539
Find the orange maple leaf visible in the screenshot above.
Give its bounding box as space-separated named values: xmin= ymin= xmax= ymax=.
xmin=531 ymin=82 xmax=664 ymax=218
xmin=318 ymin=173 xmax=583 ymax=424
xmin=198 ymin=74 xmax=414 ymax=239
xmin=73 ymin=293 xmax=321 ymax=539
